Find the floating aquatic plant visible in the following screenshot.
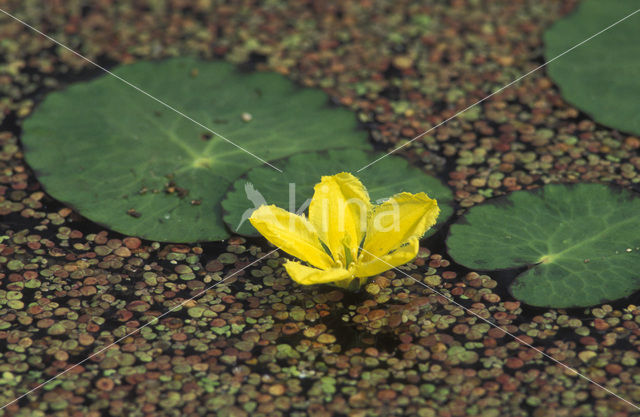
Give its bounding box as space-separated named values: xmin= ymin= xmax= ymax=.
xmin=447 ymin=183 xmax=640 ymax=308
xmin=222 ymin=149 xmax=453 ymax=237
xmin=250 ymin=172 xmax=439 ymax=289
xmin=545 ymin=0 xmax=640 ymax=136
xmin=21 ymin=58 xmax=370 ymax=242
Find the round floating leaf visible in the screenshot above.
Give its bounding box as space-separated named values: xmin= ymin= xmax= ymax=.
xmin=21 ymin=58 xmax=369 ymax=242
xmin=447 ymin=184 xmax=640 ymax=308
xmin=544 ymin=0 xmax=640 ymax=135
xmin=222 ymin=149 xmax=453 ymax=237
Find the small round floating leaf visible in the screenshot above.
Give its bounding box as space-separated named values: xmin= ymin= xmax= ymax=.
xmin=21 ymin=58 xmax=369 ymax=242
xmin=447 ymin=184 xmax=640 ymax=308
xmin=222 ymin=149 xmax=453 ymax=237
xmin=544 ymin=0 xmax=640 ymax=135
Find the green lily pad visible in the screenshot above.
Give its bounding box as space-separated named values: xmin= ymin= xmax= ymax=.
xmin=21 ymin=58 xmax=370 ymax=242
xmin=222 ymin=149 xmax=453 ymax=237
xmin=446 ymin=184 xmax=640 ymax=308
xmin=544 ymin=0 xmax=640 ymax=135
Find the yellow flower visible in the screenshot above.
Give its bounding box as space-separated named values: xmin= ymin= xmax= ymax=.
xmin=249 ymin=172 xmax=439 ymax=289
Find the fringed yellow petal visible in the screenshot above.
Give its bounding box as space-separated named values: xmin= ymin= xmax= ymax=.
xmin=362 ymin=192 xmax=439 ymax=260
xmin=250 ymin=205 xmax=333 ymax=269
xmin=354 ymin=237 xmax=419 ymax=278
xmin=284 ymin=260 xmax=353 ymax=285
xmin=250 ymin=174 xmax=438 ymax=291
xmin=308 ymin=172 xmax=371 ymax=263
